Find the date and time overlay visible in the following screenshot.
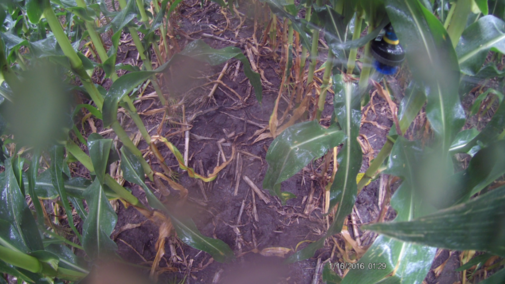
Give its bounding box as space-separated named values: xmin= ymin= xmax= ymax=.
xmin=330 ymin=262 xmax=387 ymax=271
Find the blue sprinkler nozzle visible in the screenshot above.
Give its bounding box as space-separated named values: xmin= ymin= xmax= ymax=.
xmin=371 ymin=23 xmax=405 ymax=75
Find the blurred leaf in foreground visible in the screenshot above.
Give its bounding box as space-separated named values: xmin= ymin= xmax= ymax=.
xmin=0 ymin=60 xmax=72 ymax=150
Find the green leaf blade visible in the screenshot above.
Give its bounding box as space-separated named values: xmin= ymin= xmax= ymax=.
xmin=328 ymin=75 xmax=361 ymax=234
xmin=364 ymin=185 xmax=505 ymax=258
xmin=263 ymin=120 xmax=344 ymax=199
xmin=0 ymin=159 xmax=43 ymax=252
xmin=387 ymin=0 xmax=464 ymax=151
xmin=82 ymin=179 xmax=118 ymax=260
xmin=457 ymin=15 xmax=505 ymax=75
xmin=87 ymin=136 xmax=113 ymax=184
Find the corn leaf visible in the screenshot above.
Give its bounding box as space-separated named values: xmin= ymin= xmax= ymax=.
xmin=451 ymin=95 xmax=505 ymax=155
xmin=328 ymin=75 xmax=362 ymax=232
xmin=343 ymin=138 xmax=437 ymax=283
xmin=443 ymin=140 xmax=505 ymax=207
xmin=0 ymin=258 xmax=39 ymax=283
xmin=365 ymin=184 xmax=505 ymax=258
xmin=87 ymin=135 xmax=112 ymax=185
xmin=0 ymin=159 xmax=43 ymax=252
xmin=286 ymin=75 xmax=360 ymax=263
xmin=25 ymin=170 xmax=93 ymax=200
xmin=26 ymin=0 xmax=44 ymax=24
xmin=456 ymin=253 xmax=493 ymax=271
xmin=49 ymin=145 xmax=81 ymax=241
xmin=474 ymin=63 xmax=505 ymax=78
xmin=26 ymin=152 xmax=44 ymax=227
xmin=395 ymin=82 xmax=427 ymax=136
xmin=263 ymin=120 xmax=344 ymax=201
xmin=82 ymin=178 xmax=118 ymax=260
xmin=449 ymin=128 xmax=479 ymax=154
xmin=120 ymin=147 xmax=235 ymax=263
xmin=387 ymin=0 xmax=465 ymax=152
xmin=475 ymin=0 xmax=489 ymax=15
xmin=457 ymin=15 xmax=505 ymax=75
xmin=322 ymin=262 xmax=342 ymax=284
xmin=46 ymin=244 xmax=89 ymax=274
xmin=286 ymin=238 xmax=325 ymax=263
xmin=479 ymin=267 xmax=505 ymax=284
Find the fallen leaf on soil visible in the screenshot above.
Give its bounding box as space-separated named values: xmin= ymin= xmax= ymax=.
xmin=259 ymin=247 xmax=292 ymax=258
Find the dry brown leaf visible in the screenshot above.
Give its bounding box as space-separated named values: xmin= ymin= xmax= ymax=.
xmin=259 ymin=247 xmax=292 ymax=258
xmin=150 ymin=220 xmax=173 ymax=281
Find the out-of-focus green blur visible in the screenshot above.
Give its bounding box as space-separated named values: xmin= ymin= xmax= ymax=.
xmin=1 ymin=60 xmax=72 ymax=150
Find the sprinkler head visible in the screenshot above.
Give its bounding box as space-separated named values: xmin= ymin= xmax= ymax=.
xmin=371 ymin=23 xmax=405 ymax=75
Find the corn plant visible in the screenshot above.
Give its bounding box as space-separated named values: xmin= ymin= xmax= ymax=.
xmin=0 ymin=0 xmax=263 ymax=281
xmin=261 ymin=0 xmax=505 ymax=282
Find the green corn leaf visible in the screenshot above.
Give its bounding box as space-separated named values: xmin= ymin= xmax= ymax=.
xmin=0 ymin=8 xmax=6 ymax=28
xmin=263 ymin=120 xmax=344 ymax=200
xmin=148 ymin=0 xmax=182 ymax=34
xmin=395 ymin=82 xmax=427 ymax=135
xmin=12 ymin=157 xmax=25 ymax=196
xmin=450 ymin=140 xmax=505 ymax=205
xmin=454 ymin=95 xmax=505 ymax=154
xmin=25 ymin=170 xmax=93 ymax=200
xmin=456 ymin=253 xmax=494 ymax=271
xmin=470 ymin=63 xmax=505 ymax=79
xmin=49 ymin=145 xmax=81 ymax=241
xmin=286 ymin=75 xmax=360 ymax=263
xmin=344 ymin=138 xmax=437 ymax=283
xmin=328 ymin=75 xmax=362 ymax=232
xmin=286 ymin=238 xmax=325 ymax=263
xmin=365 ymin=184 xmax=505 ymax=258
xmin=72 ymin=104 xmax=103 ymax=131
xmin=52 ymin=0 xmax=97 ymax=21
xmin=0 ymin=159 xmax=43 ymax=252
xmin=0 ymin=219 xmax=31 ymax=254
xmin=0 ymin=218 xmax=46 ymax=280
xmin=26 ymin=0 xmax=44 ymax=24
xmin=171 ymin=216 xmax=235 ymax=263
xmin=120 ymin=146 xmax=235 ymax=263
xmin=98 ymin=0 xmax=137 ymax=77
xmin=475 ymin=0 xmax=489 ymax=15
xmin=457 ymin=15 xmax=505 ymax=75
xmin=359 ymin=0 xmax=388 ymax=26
xmin=120 ymin=146 xmax=147 ymax=191
xmin=479 ymin=267 xmax=505 ymax=283
xmin=387 ymin=0 xmax=464 ymax=152
xmin=470 ymin=89 xmax=504 ymax=116
xmin=322 ymin=262 xmax=342 ymax=283
xmin=69 ymin=197 xmax=88 ymax=221
xmin=110 ymin=0 xmax=138 ymax=33
xmin=87 ymin=135 xmax=112 ymax=184
xmin=46 ymin=244 xmax=89 ymax=274
xmin=0 ymin=259 xmax=39 ymax=283
xmin=26 ymin=152 xmax=44 ymax=227
xmin=103 ymin=40 xmax=262 ymax=127
xmin=0 ymin=33 xmax=63 ymax=61
xmin=449 ymin=128 xmax=480 ymax=154
xmin=82 ymin=178 xmax=118 ymax=260
xmin=29 ymin=250 xmax=59 ymax=272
